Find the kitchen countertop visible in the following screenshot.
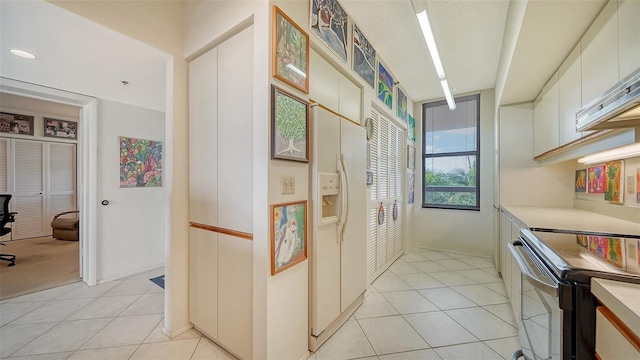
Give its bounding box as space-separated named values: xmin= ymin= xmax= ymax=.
xmin=591 ymin=278 xmax=640 ymax=336
xmin=501 ymin=205 xmax=640 ymax=237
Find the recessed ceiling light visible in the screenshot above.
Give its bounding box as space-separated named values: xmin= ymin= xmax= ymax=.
xmin=9 ymin=49 xmax=36 ymax=59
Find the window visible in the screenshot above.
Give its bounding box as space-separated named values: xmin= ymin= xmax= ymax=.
xmin=422 ymin=94 xmax=480 ymax=210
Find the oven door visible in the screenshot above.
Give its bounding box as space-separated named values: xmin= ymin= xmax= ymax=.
xmin=509 ymin=241 xmax=563 ymax=360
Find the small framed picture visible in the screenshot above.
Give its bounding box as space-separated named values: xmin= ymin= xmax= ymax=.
xmin=0 ymin=112 xmax=34 ymax=135
xmin=407 ymin=145 xmax=415 ymax=169
xmin=271 ymin=85 xmax=309 ymax=162
xmin=44 ymin=118 xmax=77 ymax=140
xmin=273 ymin=5 xmax=309 ymax=93
xmin=271 ymin=200 xmax=307 ymax=275
xmin=366 ymin=171 xmax=374 ymax=185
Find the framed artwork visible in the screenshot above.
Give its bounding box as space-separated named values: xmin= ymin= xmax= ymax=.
xmin=119 ymin=136 xmax=163 ymax=188
xmin=271 ymin=85 xmax=309 ymax=162
xmin=310 ymin=0 xmax=348 ymax=63
xmin=378 ymin=62 xmax=393 ymax=109
xmin=397 ymin=88 xmax=408 ymax=122
xmin=587 ymin=166 xmax=605 ymax=194
xmin=353 ymin=24 xmax=376 ymax=88
xmin=0 ymin=112 xmax=34 ymax=135
xmin=575 ymin=169 xmax=587 ymax=193
xmin=44 ymin=118 xmax=77 ymax=140
xmin=273 ymin=5 xmax=309 ymax=93
xmin=604 ymin=160 xmax=623 ymax=204
xmin=407 ymin=145 xmax=415 ymax=169
xmin=271 ymin=200 xmax=307 ymax=275
xmin=366 ymin=142 xmax=371 ymax=169
xmin=636 ymin=168 xmax=640 ymax=203
xmin=366 ymin=171 xmax=374 ymax=186
xmin=408 ymin=172 xmax=415 ymax=204
xmin=407 ymin=114 xmax=416 ymax=142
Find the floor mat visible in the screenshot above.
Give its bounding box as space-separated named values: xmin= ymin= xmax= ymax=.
xmin=150 ymin=275 xmax=165 ymax=289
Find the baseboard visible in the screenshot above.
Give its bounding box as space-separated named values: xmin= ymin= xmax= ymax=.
xmin=163 ymin=323 xmax=192 ymax=338
xmin=412 ymin=245 xmax=493 ymax=259
xmin=96 ymin=262 xmax=164 ymax=284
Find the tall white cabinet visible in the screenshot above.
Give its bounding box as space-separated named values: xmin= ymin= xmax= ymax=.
xmin=367 ymin=109 xmax=404 ymax=283
xmin=188 ymin=26 xmax=253 ymax=360
xmin=0 ymin=138 xmax=76 ymax=240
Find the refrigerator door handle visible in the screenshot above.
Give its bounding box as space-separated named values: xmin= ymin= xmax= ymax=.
xmin=337 ymin=154 xmax=349 ymax=241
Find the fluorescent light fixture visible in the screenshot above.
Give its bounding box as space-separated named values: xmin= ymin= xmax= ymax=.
xmin=577 ymin=143 xmax=640 ymax=164
xmin=286 ymin=64 xmax=306 ymax=78
xmin=440 ymin=79 xmax=456 ymax=110
xmin=9 ymin=49 xmax=35 ymax=59
xmin=416 ymin=10 xmax=445 ymax=80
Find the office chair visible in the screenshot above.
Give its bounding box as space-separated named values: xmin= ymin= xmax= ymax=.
xmin=0 ymin=194 xmax=17 ymax=267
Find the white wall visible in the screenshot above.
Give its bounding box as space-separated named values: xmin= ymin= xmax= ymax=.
xmin=499 ymin=103 xmax=575 ymax=207
xmin=96 ymin=99 xmax=165 ymax=281
xmin=411 ymin=89 xmax=496 ymax=256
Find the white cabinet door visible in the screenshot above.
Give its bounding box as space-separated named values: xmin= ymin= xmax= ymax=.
xmin=533 ymin=72 xmax=559 ymax=156
xmin=189 ymin=227 xmax=218 ymax=338
xmin=558 ymin=44 xmax=583 ymax=145
xmin=13 ymin=140 xmax=46 ymax=239
xmin=582 ymin=0 xmax=619 ymax=106
xmin=618 ymin=0 xmax=640 ymax=80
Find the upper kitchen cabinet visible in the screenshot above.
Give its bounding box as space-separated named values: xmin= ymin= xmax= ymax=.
xmin=533 ymin=72 xmax=559 ymax=157
xmin=558 ymin=44 xmax=582 ymax=145
xmin=618 ymin=0 xmax=640 ymax=80
xmin=581 ymin=0 xmax=618 ymax=106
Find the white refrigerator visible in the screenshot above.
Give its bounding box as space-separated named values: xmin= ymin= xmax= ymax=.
xmin=309 ymin=105 xmax=367 ymax=347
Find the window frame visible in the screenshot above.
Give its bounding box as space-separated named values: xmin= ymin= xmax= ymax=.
xmin=421 ymin=94 xmax=480 ymax=211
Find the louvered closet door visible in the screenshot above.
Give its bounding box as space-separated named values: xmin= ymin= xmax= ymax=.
xmin=367 ymin=110 xmax=405 ymax=283
xmin=13 ymin=140 xmax=46 ymax=239
xmin=48 ymin=143 xmax=77 ymax=232
xmin=0 ymin=139 xmax=8 ymax=193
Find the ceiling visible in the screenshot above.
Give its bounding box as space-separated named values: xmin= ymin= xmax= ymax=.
xmin=342 ymin=0 xmax=606 ymax=105
xmin=0 ymin=0 xmax=607 ymax=112
xmin=0 ymin=0 xmax=168 ymax=112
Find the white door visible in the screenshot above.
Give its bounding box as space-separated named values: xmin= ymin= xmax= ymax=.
xmin=96 ymin=100 xmax=165 ymax=281
xmin=12 ymin=139 xmax=46 ymax=239
xmin=47 ymin=143 xmax=77 ymax=230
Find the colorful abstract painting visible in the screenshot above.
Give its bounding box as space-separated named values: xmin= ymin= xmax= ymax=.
xmin=397 ymin=88 xmax=408 ymax=122
xmin=604 ymin=160 xmax=623 ymax=203
xmin=274 ymin=6 xmax=309 ymax=93
xmin=587 ymin=166 xmax=605 ymax=194
xmin=587 ymin=236 xmax=624 ymax=268
xmin=408 ymin=172 xmax=415 ymax=204
xmin=311 ymin=0 xmax=348 ymax=62
xmin=407 ymin=114 xmax=416 ymax=142
xmin=119 ymin=137 xmax=163 ymax=188
xmin=378 ymin=62 xmax=393 ymax=109
xmin=271 ymin=201 xmax=307 ymax=275
xmin=353 ymin=24 xmax=376 ymax=88
xmin=575 ymin=169 xmax=587 ymax=192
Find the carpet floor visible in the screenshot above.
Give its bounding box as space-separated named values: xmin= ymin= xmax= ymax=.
xmin=0 ymin=236 xmax=80 ymax=300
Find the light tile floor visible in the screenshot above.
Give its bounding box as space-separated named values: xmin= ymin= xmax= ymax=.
xmin=0 ymin=267 xmax=235 ymax=360
xmin=311 ymin=248 xmax=520 ymax=360
xmin=1 ymin=248 xmax=519 ymax=360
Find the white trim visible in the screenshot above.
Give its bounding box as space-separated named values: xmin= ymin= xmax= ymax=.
xmin=0 ymin=77 xmax=97 ymax=285
xmin=162 ymin=323 xmax=192 ymax=339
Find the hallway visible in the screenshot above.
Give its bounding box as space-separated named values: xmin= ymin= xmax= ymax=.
xmin=0 ymin=248 xmax=517 ymax=359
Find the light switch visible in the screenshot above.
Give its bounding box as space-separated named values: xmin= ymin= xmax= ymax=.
xmin=282 ymin=175 xmax=295 ymax=194
xmin=626 ymin=176 xmax=634 ymax=194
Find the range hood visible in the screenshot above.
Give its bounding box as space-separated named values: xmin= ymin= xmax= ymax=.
xmin=576 ymin=68 xmax=640 ymax=132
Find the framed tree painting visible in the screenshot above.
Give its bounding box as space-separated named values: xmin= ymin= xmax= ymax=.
xmin=397 ymin=88 xmax=408 ymax=122
xmin=119 ymin=136 xmax=163 ymax=188
xmin=353 ymin=24 xmax=376 ymax=88
xmin=310 ymin=0 xmax=348 ymax=62
xmin=271 ymin=200 xmax=307 ymax=275
xmin=273 ymin=5 xmax=309 ymax=93
xmin=378 ymin=62 xmax=393 ymax=109
xmin=271 ymin=85 xmax=309 ymax=162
